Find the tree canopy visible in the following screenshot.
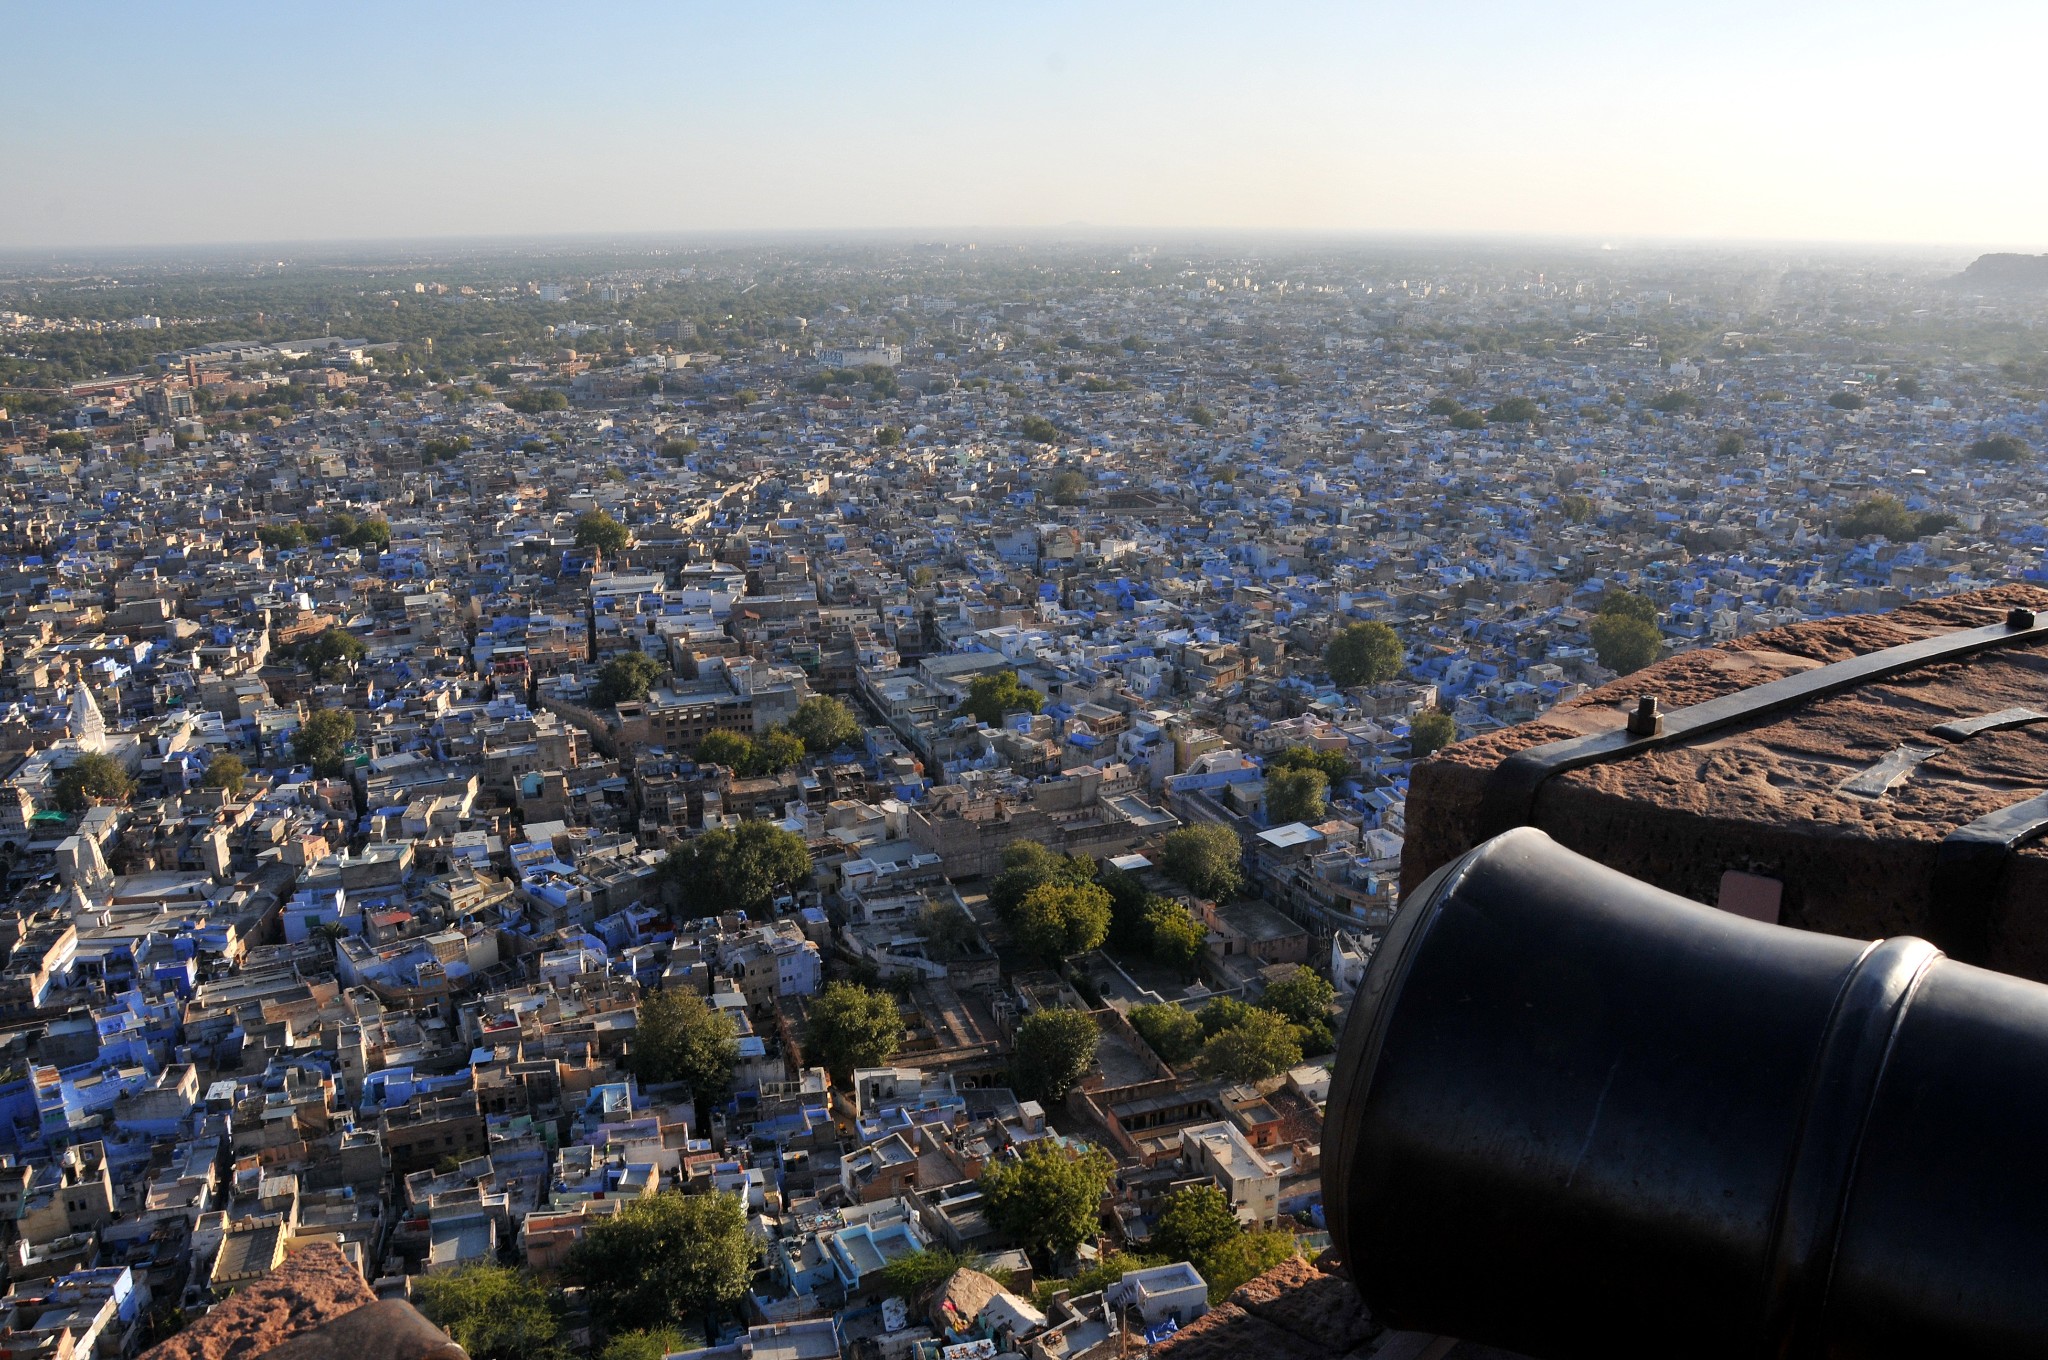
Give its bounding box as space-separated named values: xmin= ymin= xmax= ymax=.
xmin=630 ymin=987 xmax=740 ymax=1104
xmin=1017 ymin=414 xmax=1060 ymax=442
xmin=1836 ymin=493 xmax=1954 ymax=543
xmin=1487 ymin=395 xmax=1541 ymax=423
xmin=1588 ymin=593 xmax=1662 ymax=676
xmin=1013 ymin=880 xmax=1113 ymax=962
xmin=980 ymin=1140 xmax=1116 ymax=1260
xmin=1266 ymin=745 xmax=1349 ymax=782
xmin=592 ymin=651 xmax=662 ymax=708
xmin=989 ymin=840 xmax=1096 ymax=919
xmin=568 ymin=1191 xmax=756 ymax=1340
xmin=1265 ymin=766 xmax=1328 ymax=826
xmin=298 ymin=626 xmax=367 ymax=674
xmin=1130 ymin=1003 xmax=1203 ymax=1067
xmin=414 ymin=1264 xmax=565 ymax=1360
xmin=803 ymin=981 xmax=901 ymax=1081
xmin=1969 ymin=434 xmax=2031 ymax=463
xmin=956 ymin=670 xmax=1044 ymax=727
xmin=292 ymin=708 xmax=358 ymax=778
xmin=575 ymin=509 xmax=632 ymax=555
xmin=1408 ymin=709 xmax=1458 ymax=759
xmin=1198 ymin=1005 xmax=1303 ymax=1083
xmin=787 ymin=694 xmax=862 ymax=752
xmin=1261 ymin=966 xmax=1336 ymax=1054
xmin=1013 ymin=1007 xmax=1101 ymax=1104
xmin=1826 ymin=391 xmax=1866 ymax=410
xmin=1325 ymin=621 xmax=1404 ymax=688
xmin=663 ymin=820 xmax=811 ymax=916
xmin=54 ymin=752 xmax=137 ymax=813
xmin=200 ymin=754 xmax=247 ymax=797
xmin=1156 ymin=823 xmax=1242 ymax=901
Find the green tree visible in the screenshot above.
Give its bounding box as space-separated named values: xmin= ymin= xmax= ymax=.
xmin=1260 ymin=966 xmax=1335 ymax=1031
xmin=660 ymin=436 xmax=699 ymax=461
xmin=292 ymin=708 xmax=358 ymax=778
xmin=1425 ymin=396 xmax=1462 ymax=416
xmin=257 ymin=523 xmax=309 ymax=550
xmin=575 ymin=509 xmax=632 ymax=556
xmin=875 ymin=426 xmax=904 ymax=446
xmin=599 ymin=1330 xmax=694 ymax=1360
xmin=200 ymin=754 xmax=248 ymax=797
xmin=1142 ymin=899 xmax=1207 ymax=974
xmin=1198 ymin=1006 xmax=1302 ymax=1083
xmin=879 ymin=1247 xmax=972 ymax=1299
xmin=1095 ymin=862 xmax=1153 ymax=952
xmin=1013 ymin=1007 xmax=1100 ymax=1104
xmin=1560 ymin=493 xmax=1595 ymax=523
xmin=1325 ymin=621 xmax=1404 ymax=688
xmin=803 ymin=981 xmax=901 ymax=1081
xmin=1893 ymin=375 xmax=1921 ymax=399
xmin=1017 ymin=414 xmax=1060 ymax=442
xmin=1487 ymin=395 xmax=1541 ymax=423
xmin=592 ymin=651 xmax=662 ymax=708
xmin=749 ymin=727 xmax=806 ymax=775
xmin=1156 ymin=823 xmax=1242 ymax=901
xmin=1047 ymin=469 xmax=1089 ymax=503
xmin=1267 ymin=745 xmax=1348 ymax=782
xmin=787 ymin=695 xmax=861 ymax=752
xmin=1599 ymin=591 xmax=1658 ymax=624
xmin=1837 ymin=494 xmax=1918 ymax=542
xmin=1449 ymin=408 xmax=1486 ymax=430
xmin=664 ymin=820 xmax=811 ymax=916
xmin=980 ymin=1140 xmax=1115 ymax=1260
xmin=569 ymin=1191 xmax=756 ymax=1341
xmin=1194 ymin=1230 xmax=1298 ymax=1302
xmin=1715 ymin=433 xmax=1745 ymax=457
xmin=1150 ymin=1184 xmax=1241 ymax=1265
xmin=1969 ymin=434 xmax=2030 ymax=463
xmin=630 ymin=987 xmax=740 ymax=1104
xmin=54 ymin=752 xmax=138 ymax=813
xmin=1013 ymin=881 xmax=1113 ymax=962
xmin=1827 ymin=391 xmax=1866 ymax=410
xmin=298 ymin=626 xmax=368 ymax=673
xmin=695 ymin=729 xmax=755 ymax=771
xmin=990 ymin=841 xmax=1095 ymax=919
xmin=1409 ymin=709 xmax=1458 ymax=759
xmin=956 ymin=670 xmax=1044 ymax=726
xmin=1649 ymin=390 xmax=1699 ymax=414
xmin=1589 ymin=612 xmax=1661 ymax=676
xmin=1129 ymin=1003 xmax=1203 ymax=1066
xmin=414 ymin=1264 xmax=565 ymax=1360
xmin=1188 ymin=404 xmax=1217 ymax=428
xmin=327 ymin=513 xmax=392 ymax=550
xmin=1265 ymin=767 xmax=1327 ymax=825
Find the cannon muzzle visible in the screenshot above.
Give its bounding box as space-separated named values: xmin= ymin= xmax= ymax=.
xmin=1325 ymin=826 xmax=2048 ymax=1360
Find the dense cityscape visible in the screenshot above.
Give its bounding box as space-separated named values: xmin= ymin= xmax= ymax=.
xmin=0 ymin=236 xmax=2043 ymax=1360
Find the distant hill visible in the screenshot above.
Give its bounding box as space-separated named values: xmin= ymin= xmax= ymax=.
xmin=1948 ymin=253 xmax=2048 ymax=291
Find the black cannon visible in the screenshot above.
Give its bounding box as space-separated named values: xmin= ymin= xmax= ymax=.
xmin=1323 ymin=826 xmax=2048 ymax=1360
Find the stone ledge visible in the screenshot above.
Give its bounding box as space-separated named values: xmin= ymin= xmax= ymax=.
xmin=139 ymin=1243 xmax=379 ymax=1360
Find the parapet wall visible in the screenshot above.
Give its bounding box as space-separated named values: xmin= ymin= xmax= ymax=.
xmin=1404 ymin=584 xmax=2048 ymax=979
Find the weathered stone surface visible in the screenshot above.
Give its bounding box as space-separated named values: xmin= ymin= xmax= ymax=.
xmin=1230 ymin=1255 xmax=1381 ymax=1352
xmin=1157 ymin=1261 xmax=1529 ymax=1360
xmin=253 ymin=1299 xmax=462 ymax=1360
xmin=1403 ymin=585 xmax=2048 ymax=977
xmin=140 ymin=1244 xmax=379 ymax=1360
xmin=1151 ymin=1301 xmax=1327 ymax=1360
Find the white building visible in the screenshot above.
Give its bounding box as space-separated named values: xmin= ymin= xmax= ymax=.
xmin=1181 ymin=1120 xmax=1281 ymax=1226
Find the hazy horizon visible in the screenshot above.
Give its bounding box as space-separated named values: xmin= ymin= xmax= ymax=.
xmin=6 ymin=0 xmax=2045 ymax=254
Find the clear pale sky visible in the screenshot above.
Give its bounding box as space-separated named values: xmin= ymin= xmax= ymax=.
xmin=4 ymin=0 xmax=2042 ymax=252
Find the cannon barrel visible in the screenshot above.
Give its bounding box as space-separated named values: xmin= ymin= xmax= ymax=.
xmin=1324 ymin=826 xmax=2048 ymax=1360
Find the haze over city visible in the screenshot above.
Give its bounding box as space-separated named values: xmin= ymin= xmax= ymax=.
xmin=3 ymin=6 xmax=2048 ymax=1360
xmin=6 ymin=0 xmax=2047 ymax=252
